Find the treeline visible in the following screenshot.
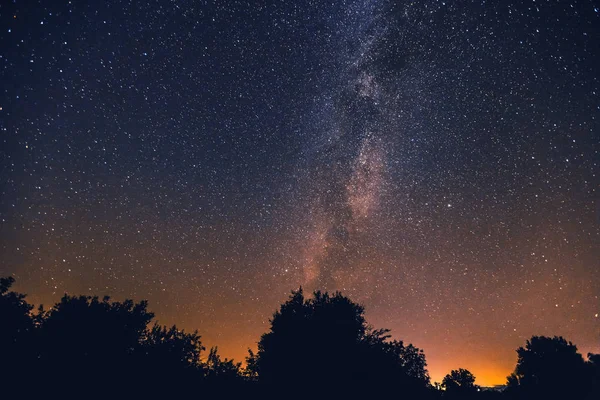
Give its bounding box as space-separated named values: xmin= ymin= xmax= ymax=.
xmin=1 ymin=276 xmax=598 ymax=399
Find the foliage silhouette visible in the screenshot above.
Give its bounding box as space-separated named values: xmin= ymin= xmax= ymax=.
xmin=505 ymin=335 xmax=591 ymax=399
xmin=588 ymin=353 xmax=600 ymax=400
xmin=0 ymin=276 xmax=35 ymax=385
xmin=0 ymin=278 xmax=247 ymax=396
xmin=3 ymin=277 xmax=600 ymax=399
xmin=250 ymin=288 xmax=432 ymax=397
xmin=136 ymin=323 xmax=205 ymax=393
xmin=442 ymin=368 xmax=480 ymax=398
xmin=206 ymin=347 xmax=242 ymax=377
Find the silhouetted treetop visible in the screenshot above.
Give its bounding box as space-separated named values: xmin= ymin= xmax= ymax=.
xmin=40 ymin=295 xmax=154 ymax=361
xmin=506 ymin=335 xmax=591 ymax=399
xmin=442 ymin=368 xmax=479 ymax=398
xmin=0 ymin=277 xmax=248 ymax=396
xmin=0 ymin=275 xmax=35 ymax=385
xmin=142 ymin=324 xmax=204 ymax=367
xmin=205 ymin=346 xmax=243 ymax=382
xmin=251 ymin=288 xmax=431 ymax=396
xmin=0 ymin=276 xmax=34 ymax=340
xmin=4 ymin=277 xmax=599 ymax=399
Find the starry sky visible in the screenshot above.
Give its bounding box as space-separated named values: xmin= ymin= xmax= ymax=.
xmin=1 ymin=0 xmax=599 ymax=386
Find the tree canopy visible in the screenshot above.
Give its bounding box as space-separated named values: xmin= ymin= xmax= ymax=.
xmin=1 ymin=277 xmax=599 ymax=399
xmin=0 ymin=277 xmax=245 ymax=397
xmin=442 ymin=368 xmax=479 ymax=398
xmin=506 ymin=335 xmax=594 ymax=399
xmin=250 ymin=288 xmax=431 ymax=397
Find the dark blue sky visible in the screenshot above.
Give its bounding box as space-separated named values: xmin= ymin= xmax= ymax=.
xmin=1 ymin=0 xmax=598 ymax=384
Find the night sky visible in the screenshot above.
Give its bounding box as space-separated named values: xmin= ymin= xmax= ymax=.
xmin=1 ymin=0 xmax=599 ymax=386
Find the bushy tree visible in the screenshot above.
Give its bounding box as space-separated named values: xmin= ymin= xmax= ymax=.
xmin=251 ymin=288 xmax=431 ymax=396
xmin=34 ymin=295 xmax=154 ymax=395
xmin=142 ymin=324 xmax=204 ymax=367
xmin=0 ymin=276 xmax=34 ymax=340
xmin=0 ymin=277 xmax=248 ymax=396
xmin=134 ymin=324 xmax=206 ymax=395
xmin=205 ymin=346 xmax=243 ymax=381
xmin=14 ymin=275 xmax=600 ymax=399
xmin=442 ymin=368 xmax=479 ymax=398
xmin=587 ymin=353 xmax=600 ymax=400
xmin=506 ymin=335 xmax=590 ymax=399
xmin=39 ymin=295 xmax=153 ymax=362
xmin=0 ymin=276 xmax=35 ymax=387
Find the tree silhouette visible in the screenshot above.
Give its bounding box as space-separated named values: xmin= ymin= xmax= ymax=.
xmin=5 ymin=276 xmax=600 ymax=398
xmin=0 ymin=276 xmax=35 ymax=387
xmin=39 ymin=295 xmax=153 ymax=359
xmin=0 ymin=276 xmax=34 ymax=342
xmin=0 ymin=277 xmax=254 ymax=396
xmin=442 ymin=368 xmax=479 ymax=398
xmin=506 ymin=335 xmax=590 ymax=399
xmin=135 ymin=323 xmax=207 ymax=395
xmin=203 ymin=346 xmax=250 ymax=396
xmin=35 ymin=294 xmax=155 ymax=395
xmin=250 ymin=288 xmax=432 ymax=397
xmin=587 ymin=353 xmax=600 ymax=400
xmin=205 ymin=346 xmax=243 ymax=381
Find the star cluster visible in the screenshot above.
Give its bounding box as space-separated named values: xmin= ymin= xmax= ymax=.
xmin=1 ymin=0 xmax=598 ymax=386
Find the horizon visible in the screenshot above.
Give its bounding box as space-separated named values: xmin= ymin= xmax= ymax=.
xmin=13 ymin=281 xmax=599 ymax=387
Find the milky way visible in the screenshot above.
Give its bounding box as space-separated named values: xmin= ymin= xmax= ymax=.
xmin=1 ymin=0 xmax=598 ymax=385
